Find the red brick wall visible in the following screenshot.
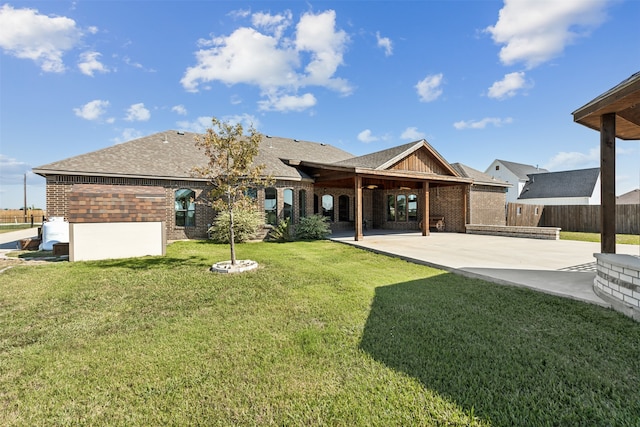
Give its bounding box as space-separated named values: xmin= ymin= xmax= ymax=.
xmin=68 ymin=184 xmax=166 ymax=223
xmin=469 ymin=185 xmax=507 ymax=226
xmin=430 ymin=185 xmax=466 ymax=232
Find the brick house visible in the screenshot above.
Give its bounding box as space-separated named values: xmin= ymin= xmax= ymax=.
xmin=33 ymin=130 xmax=508 ymax=242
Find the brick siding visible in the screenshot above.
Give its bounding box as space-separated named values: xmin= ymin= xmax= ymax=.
xmin=469 ymin=185 xmax=507 ymax=226
xmin=594 ymin=253 xmax=640 ymax=321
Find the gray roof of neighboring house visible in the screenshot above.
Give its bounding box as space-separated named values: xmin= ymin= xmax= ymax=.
xmin=617 ymin=189 xmax=640 ymax=205
xmin=450 ymin=163 xmax=510 ymax=187
xmin=518 ymin=168 xmax=600 ymax=200
xmin=33 ymin=130 xmax=354 ymax=181
xmin=494 ymin=159 xmax=548 ymax=180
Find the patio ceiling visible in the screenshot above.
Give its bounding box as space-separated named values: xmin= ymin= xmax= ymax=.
xmin=572 ymin=71 xmax=640 ymax=140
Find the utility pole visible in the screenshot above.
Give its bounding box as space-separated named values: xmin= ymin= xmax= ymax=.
xmin=23 ymin=173 xmax=27 ymax=224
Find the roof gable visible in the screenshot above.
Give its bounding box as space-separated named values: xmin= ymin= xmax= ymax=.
xmin=518 ymin=168 xmax=600 ymax=199
xmin=333 ymin=140 xmax=459 ymax=177
xmin=494 ymin=159 xmax=548 ymax=180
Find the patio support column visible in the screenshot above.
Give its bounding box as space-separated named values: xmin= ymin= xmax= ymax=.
xmin=600 ymin=113 xmax=616 ymax=254
xmin=462 ymin=184 xmax=469 ymax=232
xmin=355 ymin=175 xmax=363 ymax=241
xmin=422 ymin=181 xmax=429 ymax=236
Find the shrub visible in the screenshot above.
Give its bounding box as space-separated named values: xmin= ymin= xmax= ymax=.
xmin=208 ymin=208 xmax=264 ymax=243
xmin=296 ymin=214 xmax=332 ymax=240
xmin=267 ymin=218 xmax=294 ymax=242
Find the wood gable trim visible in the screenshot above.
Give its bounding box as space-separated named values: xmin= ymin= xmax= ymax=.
xmin=383 ymin=141 xmax=459 ymax=177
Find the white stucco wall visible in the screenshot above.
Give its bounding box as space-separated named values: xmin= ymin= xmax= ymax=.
xmin=485 ymin=160 xmax=522 ymax=204
xmin=69 ymin=222 xmax=166 ymax=261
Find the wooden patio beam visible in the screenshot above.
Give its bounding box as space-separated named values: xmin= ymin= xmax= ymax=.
xmin=422 ymin=181 xmax=429 ymax=236
xmin=600 ymin=112 xmax=616 ymax=254
xmin=355 ymin=175 xmax=363 ymax=241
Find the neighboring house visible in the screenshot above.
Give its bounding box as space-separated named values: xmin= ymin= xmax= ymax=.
xmin=485 ymin=160 xmax=548 ymax=204
xmin=33 ymin=130 xmax=509 ymax=243
xmin=617 ymin=188 xmax=640 ymax=204
xmin=517 ymin=168 xmax=601 ymax=205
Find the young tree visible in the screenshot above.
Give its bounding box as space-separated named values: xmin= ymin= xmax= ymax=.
xmin=193 ymin=117 xmax=272 ymax=265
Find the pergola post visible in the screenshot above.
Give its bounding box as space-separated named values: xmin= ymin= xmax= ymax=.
xmin=355 ymin=175 xmax=363 ymax=241
xmin=422 ymin=181 xmax=430 ymax=236
xmin=600 ymin=113 xmax=616 ymax=254
xmin=462 ymin=184 xmax=469 ymax=232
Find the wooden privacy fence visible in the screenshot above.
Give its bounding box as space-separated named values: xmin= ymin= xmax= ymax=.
xmin=507 ymin=203 xmax=640 ymax=234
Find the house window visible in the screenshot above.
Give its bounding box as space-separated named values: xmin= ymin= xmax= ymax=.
xmin=397 ymin=194 xmax=407 ymax=221
xmin=245 ymin=187 xmax=257 ymax=201
xmin=408 ymin=194 xmax=418 ymax=221
xmin=322 ymin=195 xmax=334 ymax=221
xmin=299 ymin=190 xmax=307 ymax=219
xmin=175 ymin=189 xmax=196 ymax=227
xmin=387 ymin=195 xmax=395 ymax=221
xmin=314 ymin=194 xmax=319 ymax=215
xmin=265 ymin=187 xmax=277 ymax=225
xmin=495 ymin=165 xmax=500 ymax=170
xmin=535 ymin=207 xmax=539 ymax=215
xmin=517 ymin=206 xmax=522 ymax=215
xmin=283 ymin=189 xmax=293 ymax=221
xmin=338 ymin=195 xmax=350 ymax=221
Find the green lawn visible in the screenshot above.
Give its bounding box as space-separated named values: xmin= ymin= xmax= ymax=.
xmin=1 ymin=241 xmax=639 ymax=426
xmin=560 ymin=231 xmax=640 ymax=245
xmin=0 ymin=224 xmax=37 ymax=234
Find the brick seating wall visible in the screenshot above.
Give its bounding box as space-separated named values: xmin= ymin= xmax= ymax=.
xmin=465 ymin=224 xmax=560 ymax=240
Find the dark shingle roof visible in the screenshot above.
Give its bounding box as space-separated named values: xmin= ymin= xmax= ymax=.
xmin=518 ymin=168 xmax=600 ymax=199
xmin=33 ymin=131 xmax=354 ymax=181
xmin=496 ymin=159 xmax=548 ymax=180
xmin=450 ymin=163 xmax=509 ymax=187
xmin=332 ymin=141 xmax=421 ymax=169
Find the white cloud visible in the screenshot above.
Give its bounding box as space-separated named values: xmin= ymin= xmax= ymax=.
xmin=222 ymin=113 xmax=261 ymax=131
xmin=0 ymin=154 xmax=31 ymax=185
xmin=376 ymin=31 xmax=393 ymax=56
xmin=487 ymin=71 xmax=528 ymax=99
xmin=400 ymin=127 xmax=426 ymax=140
xmin=252 ymin=10 xmax=292 ymax=39
xmin=181 ymin=9 xmax=351 ymax=112
xmin=453 ymin=117 xmax=513 ymax=130
xmin=416 ymin=73 xmax=443 ymax=102
xmin=544 ymin=147 xmax=599 ymax=170
xmin=229 ymin=8 xmax=251 ymax=19
xmin=0 ymin=4 xmax=82 ymax=72
xmin=78 ymin=51 xmax=109 ymax=76
xmin=258 ymin=92 xmax=316 ymax=112
xmin=176 ymin=117 xmax=213 ymax=133
xmin=176 ymin=114 xmax=260 ymax=134
xmin=357 ymin=129 xmax=378 ymax=143
xmin=486 ymin=0 xmax=611 ymax=68
xmin=73 ymin=99 xmax=110 ymax=121
xmin=125 ymin=103 xmax=150 ymax=122
xmin=171 ymin=105 xmax=188 ymax=115
xmin=112 ymin=128 xmax=145 ymax=144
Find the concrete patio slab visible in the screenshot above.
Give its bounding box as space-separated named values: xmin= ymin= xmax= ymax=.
xmin=331 ymin=231 xmax=640 ymax=308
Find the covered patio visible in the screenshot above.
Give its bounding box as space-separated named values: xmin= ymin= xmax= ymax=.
xmin=297 ymin=140 xmax=474 ymax=240
xmin=572 ymin=71 xmax=640 ymax=320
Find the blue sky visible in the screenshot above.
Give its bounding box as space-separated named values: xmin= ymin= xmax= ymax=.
xmin=1 ymin=0 xmax=639 ymax=209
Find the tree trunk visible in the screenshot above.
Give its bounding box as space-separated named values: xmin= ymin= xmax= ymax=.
xmin=228 ymin=198 xmax=236 ymax=265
